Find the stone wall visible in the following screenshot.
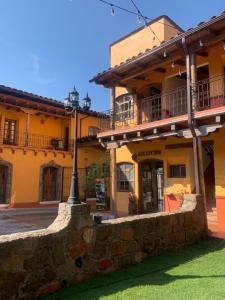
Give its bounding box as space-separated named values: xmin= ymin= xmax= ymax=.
xmin=0 ymin=194 xmax=207 ymax=300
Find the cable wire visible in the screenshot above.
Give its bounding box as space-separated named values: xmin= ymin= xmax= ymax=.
xmin=129 ymin=0 xmax=161 ymax=43
xmin=98 ymin=0 xmax=179 ymax=30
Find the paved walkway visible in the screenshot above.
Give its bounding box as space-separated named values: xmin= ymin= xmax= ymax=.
xmin=0 ymin=208 xmax=58 ymax=235
xmin=3 ymin=206 xmax=224 ymax=239
xmin=0 ymin=207 xmax=115 ymax=236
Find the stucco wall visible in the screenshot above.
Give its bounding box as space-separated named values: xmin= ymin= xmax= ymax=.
xmin=0 ymin=194 xmax=206 ymax=300
xmin=0 ymin=146 xmax=104 ymax=206
xmin=0 ymin=104 xmax=106 ymax=206
xmin=114 ymin=136 xmax=194 ymax=216
xmin=110 ymin=17 xmax=180 ymax=67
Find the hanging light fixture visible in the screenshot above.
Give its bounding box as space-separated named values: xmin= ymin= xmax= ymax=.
xmin=171 ymin=61 xmax=175 ymax=68
xmin=110 ymin=4 xmax=115 ymax=16
xmin=178 ymin=68 xmax=182 ymax=76
xmin=137 ymin=14 xmax=141 ymax=24
xmin=163 ymin=51 xmax=167 ymax=58
xmin=199 ymin=40 xmax=204 ymax=47
xmin=223 ymin=42 xmax=225 ymax=50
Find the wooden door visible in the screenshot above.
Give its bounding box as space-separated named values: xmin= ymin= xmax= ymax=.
xmin=0 ymin=166 xmax=7 ymax=204
xmin=42 ymin=167 xmax=58 ymax=201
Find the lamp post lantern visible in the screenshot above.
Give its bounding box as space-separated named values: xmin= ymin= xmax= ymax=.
xmin=82 ymin=93 xmax=91 ymax=111
xmin=64 ymin=86 xmax=80 ymax=205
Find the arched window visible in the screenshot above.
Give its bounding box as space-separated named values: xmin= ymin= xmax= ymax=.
xmin=117 ymin=163 xmax=134 ymax=192
xmin=115 ymin=93 xmax=134 ymax=122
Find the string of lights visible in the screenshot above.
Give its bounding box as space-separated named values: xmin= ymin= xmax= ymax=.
xmin=129 ymin=0 xmax=161 ymax=43
xmin=98 ymin=0 xmax=179 ymax=30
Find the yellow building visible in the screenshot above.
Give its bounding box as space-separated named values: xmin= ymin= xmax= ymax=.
xmin=0 ymin=85 xmax=105 ymax=208
xmin=91 ymin=13 xmax=225 ymax=226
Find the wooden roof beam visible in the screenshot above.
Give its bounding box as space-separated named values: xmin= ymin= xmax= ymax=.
xmin=119 ymin=50 xmax=185 ymax=83
xmin=134 ymin=75 xmax=146 ymax=81
xmin=174 ymin=59 xmax=186 ymax=66
xmin=196 ymin=51 xmax=208 ymax=57
xmin=153 ymin=67 xmax=166 ymax=73
xmin=205 ymin=27 xmax=219 ymax=37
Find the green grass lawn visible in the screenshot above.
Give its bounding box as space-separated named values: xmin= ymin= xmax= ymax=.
xmin=45 ymin=238 xmax=225 ymax=300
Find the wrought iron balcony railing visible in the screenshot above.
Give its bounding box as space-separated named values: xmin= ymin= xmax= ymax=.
xmin=195 ymin=74 xmax=225 ymax=110
xmin=0 ymin=131 xmax=73 ymax=151
xmin=98 ymin=74 xmax=225 ymax=133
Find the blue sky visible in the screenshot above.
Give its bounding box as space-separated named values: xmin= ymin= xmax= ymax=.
xmin=0 ymin=0 xmax=224 ymax=112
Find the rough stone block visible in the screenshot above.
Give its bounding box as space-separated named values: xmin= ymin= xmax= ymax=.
xmin=111 ymin=240 xmax=125 ymax=256
xmin=120 ymin=228 xmax=134 ymax=241
xmin=68 ymin=242 xmax=87 ymax=260
xmin=91 ymin=241 xmax=110 ymax=258
xmin=96 ymin=225 xmax=112 ymax=241
xmin=83 ymin=227 xmax=96 ymax=244
xmin=99 ymin=258 xmax=113 ymax=270
xmin=36 ymin=281 xmax=61 ymax=297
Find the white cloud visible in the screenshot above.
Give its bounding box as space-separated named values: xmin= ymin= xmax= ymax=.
xmin=30 ymin=54 xmax=55 ymax=85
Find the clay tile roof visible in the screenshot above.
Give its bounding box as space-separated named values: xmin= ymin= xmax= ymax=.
xmin=198 ymin=21 xmax=205 ymax=26
xmin=90 ymin=11 xmax=225 ymax=84
xmin=0 ymin=84 xmax=105 ymax=117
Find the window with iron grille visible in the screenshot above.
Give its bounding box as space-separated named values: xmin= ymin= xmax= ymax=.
xmin=117 ymin=163 xmax=134 ymax=192
xmin=170 ymin=164 xmax=186 ymax=178
xmin=115 ymin=94 xmax=134 ymax=123
xmin=88 ymin=126 xmax=100 ymax=136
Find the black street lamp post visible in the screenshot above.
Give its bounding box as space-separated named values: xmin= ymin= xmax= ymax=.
xmin=64 ymin=86 xmax=80 ymax=205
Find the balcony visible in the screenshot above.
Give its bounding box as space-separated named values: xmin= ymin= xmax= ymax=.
xmin=98 ymin=74 xmax=225 ymax=136
xmin=0 ymin=131 xmax=73 ymax=152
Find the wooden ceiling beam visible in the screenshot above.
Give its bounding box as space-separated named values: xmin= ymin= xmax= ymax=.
xmin=119 ymin=51 xmax=183 ymax=83
xmin=205 ymin=27 xmax=219 ymax=37
xmin=134 ymin=75 xmax=146 ymax=81
xmin=174 ymin=59 xmax=186 ymax=66
xmin=153 ymin=67 xmax=166 ymax=73
xmin=196 ymin=51 xmax=208 ymax=57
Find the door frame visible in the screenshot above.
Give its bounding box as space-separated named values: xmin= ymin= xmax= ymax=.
xmin=39 ymin=162 xmax=62 ymax=202
xmin=0 ymin=160 xmax=12 ymax=204
xmin=138 ymin=159 xmax=164 ymax=213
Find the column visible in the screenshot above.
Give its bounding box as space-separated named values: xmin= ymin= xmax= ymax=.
xmin=110 ymin=86 xmax=117 ymax=215
xmin=25 ymin=112 xmax=30 ymax=147
xmin=110 ymin=87 xmax=115 ymax=130
xmin=110 ymin=148 xmax=117 ymax=215
xmin=190 ymin=53 xmax=198 ymax=111
xmin=0 ymin=114 xmax=5 ymax=145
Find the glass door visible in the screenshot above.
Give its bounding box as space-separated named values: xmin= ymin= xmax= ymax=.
xmin=140 ymin=161 xmax=164 ymax=213
xmin=141 ymin=163 xmax=154 ymax=211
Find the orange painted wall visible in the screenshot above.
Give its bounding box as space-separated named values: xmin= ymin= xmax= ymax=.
xmin=110 ymin=17 xmax=180 ymax=67
xmin=114 ymin=136 xmax=194 ymax=216
xmin=0 ymin=103 xmax=105 ymax=206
